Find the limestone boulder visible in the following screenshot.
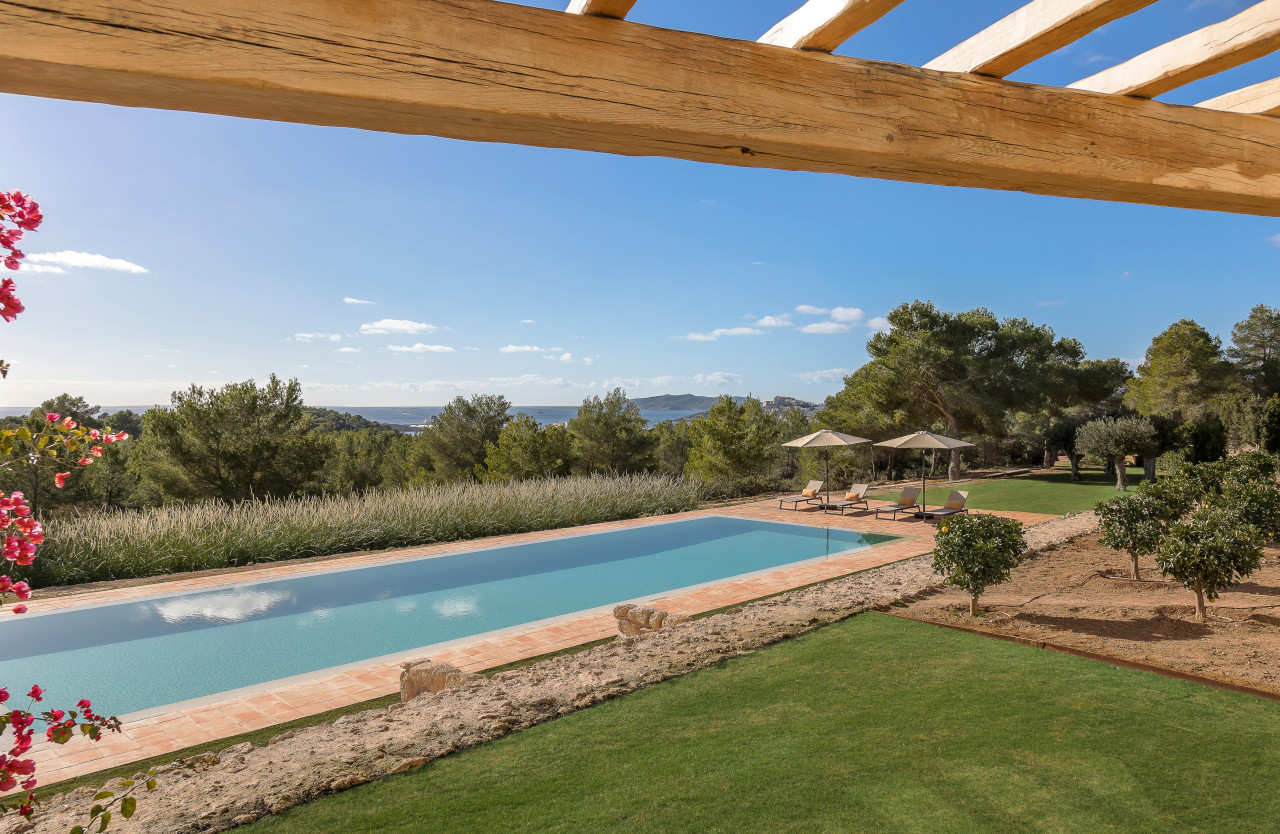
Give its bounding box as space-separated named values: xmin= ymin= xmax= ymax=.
xmin=400 ymin=660 xmax=485 ymax=702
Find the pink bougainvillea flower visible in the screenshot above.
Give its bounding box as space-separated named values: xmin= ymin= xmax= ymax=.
xmin=90 ymin=446 xmax=103 ymax=457
xmin=25 ymin=686 xmax=41 ymax=701
xmin=11 ymin=604 xmax=27 ymax=615
xmin=13 ymin=581 xmax=31 ymax=601
xmin=44 ymin=413 xmax=59 ymax=423
xmin=53 ymin=472 xmax=69 ymax=488
xmin=61 ymin=417 xmax=76 ymax=430
xmin=0 ymin=689 xmax=9 ymax=704
xmin=77 ymin=457 xmax=93 ymax=467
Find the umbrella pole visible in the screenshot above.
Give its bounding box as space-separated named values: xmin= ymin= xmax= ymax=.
xmin=824 ymin=449 xmax=830 ymax=505
xmin=920 ymin=450 xmax=927 ymax=518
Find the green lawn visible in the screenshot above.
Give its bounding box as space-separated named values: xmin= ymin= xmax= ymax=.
xmin=250 ymin=613 xmax=1280 ymax=833
xmin=869 ymin=466 xmax=1144 ymax=515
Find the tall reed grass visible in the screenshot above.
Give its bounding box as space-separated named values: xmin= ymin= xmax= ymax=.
xmin=31 ymin=474 xmax=701 ymax=587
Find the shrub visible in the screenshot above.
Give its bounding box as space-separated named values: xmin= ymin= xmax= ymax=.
xmin=932 ymin=514 xmax=1026 ymax=617
xmin=29 ymin=474 xmax=701 ymax=587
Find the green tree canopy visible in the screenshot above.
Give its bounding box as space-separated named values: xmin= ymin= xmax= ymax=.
xmin=131 ymin=375 xmax=323 ymax=502
xmin=421 ymin=394 xmax=511 ymax=481
xmin=568 ymin=388 xmax=654 ymax=474
xmin=482 ymin=414 xmax=573 ymax=482
xmin=1228 ymin=303 xmax=1280 ymax=397
xmin=1125 ymin=319 xmax=1241 ymax=422
xmin=932 ymin=513 xmax=1026 ymax=617
xmin=836 ymin=301 xmax=1106 ymax=480
xmin=684 ymin=396 xmax=782 ymax=486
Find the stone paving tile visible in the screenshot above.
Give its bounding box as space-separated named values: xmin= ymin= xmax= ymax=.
xmin=19 ymin=500 xmax=1057 ymax=790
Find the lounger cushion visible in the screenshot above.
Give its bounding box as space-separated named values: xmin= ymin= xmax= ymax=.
xmin=802 ymin=488 xmax=816 ymax=498
xmin=945 ymin=498 xmax=965 ymax=510
xmin=845 ymin=491 xmax=862 ymax=501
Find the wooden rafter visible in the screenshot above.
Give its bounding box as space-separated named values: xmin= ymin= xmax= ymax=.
xmin=758 ymin=0 xmax=907 ymax=52
xmin=565 ymin=0 xmax=636 ymax=20
xmin=924 ymin=0 xmax=1157 ymax=78
xmin=1070 ymin=0 xmax=1280 ymax=97
xmin=1199 ymin=77 xmax=1280 ymax=115
xmin=3 ymin=0 xmax=1280 ymax=215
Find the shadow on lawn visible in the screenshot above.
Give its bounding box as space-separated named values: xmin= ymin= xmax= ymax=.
xmin=1014 ymin=611 xmax=1211 ymax=642
xmin=1016 ymin=468 xmax=1146 ymax=488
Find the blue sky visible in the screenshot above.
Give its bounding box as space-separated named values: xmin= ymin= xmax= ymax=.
xmin=2 ymin=0 xmax=1277 ymax=407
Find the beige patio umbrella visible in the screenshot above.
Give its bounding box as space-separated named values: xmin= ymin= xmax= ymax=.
xmin=874 ymin=431 xmax=975 ymax=515
xmin=782 ymin=429 xmax=871 ymax=504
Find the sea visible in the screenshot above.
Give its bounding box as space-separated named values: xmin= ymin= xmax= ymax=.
xmin=0 ymin=405 xmax=700 ymax=431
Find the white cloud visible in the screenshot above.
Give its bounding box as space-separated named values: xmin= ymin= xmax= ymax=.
xmin=488 ymin=374 xmax=576 ymax=389
xmin=500 ymin=344 xmax=562 ymax=354
xmin=695 ymin=371 xmax=742 ymax=387
xmin=336 ymin=347 xmax=362 ymax=354
xmin=464 ymin=346 xmax=481 ymax=351
xmin=683 ymin=327 xmax=762 ymax=341
xmin=521 ymin=319 xmax=536 ymax=324
xmin=18 ymin=264 xmax=66 ymax=274
xmin=25 ymin=251 xmax=148 ymax=274
xmin=799 ymin=321 xmax=853 ymax=335
xmin=583 ymin=357 xmax=594 ymax=366
xmin=753 ymin=315 xmax=792 ymax=327
xmin=650 ymin=375 xmax=678 ymax=387
xmin=795 ymin=305 xmax=829 ymax=316
xmin=1267 ymin=233 xmax=1280 ymax=248
xmin=795 ymin=368 xmax=853 ymax=385
xmin=867 ymin=316 xmax=891 ymax=333
xmin=386 ymin=343 xmax=456 ymax=353
xmin=542 ymin=352 xmax=573 ymax=363
xmin=343 ymin=297 xmax=375 ymax=305
xmin=359 ymin=319 xmax=437 ymax=335
xmin=830 ymin=306 xmax=866 ymax=323
xmin=291 ymin=333 xmax=342 ymax=342
xmin=601 ymin=377 xmax=642 ymax=390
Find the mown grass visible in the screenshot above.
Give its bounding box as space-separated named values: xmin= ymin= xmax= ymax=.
xmin=249 ymin=613 xmax=1280 ymax=834
xmin=870 ymin=466 xmax=1144 ymax=515
xmin=30 ymin=474 xmax=700 ymax=586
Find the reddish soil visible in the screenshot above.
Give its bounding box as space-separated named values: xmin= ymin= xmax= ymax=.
xmin=899 ymin=532 xmax=1280 ymax=695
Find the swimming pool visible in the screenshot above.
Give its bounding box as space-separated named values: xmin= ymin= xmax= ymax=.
xmin=0 ymin=516 xmax=894 ymax=716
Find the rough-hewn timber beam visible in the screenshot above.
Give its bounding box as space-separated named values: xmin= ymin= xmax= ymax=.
xmin=566 ymin=0 xmax=636 ymax=20
xmin=3 ymin=0 xmax=1280 ymax=216
xmin=759 ymin=0 xmax=907 ymax=51
xmin=925 ymin=0 xmax=1157 ymax=78
xmin=1200 ymin=77 xmax=1280 ymax=115
xmin=1070 ymin=0 xmax=1280 ymax=97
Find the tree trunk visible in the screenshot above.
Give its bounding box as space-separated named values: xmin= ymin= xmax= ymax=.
xmin=1194 ymin=579 xmax=1206 ymax=622
xmin=1130 ymin=552 xmax=1140 ymax=580
xmin=970 ymin=594 xmax=980 ymax=617
xmin=1043 ymin=411 xmax=1054 ymax=468
xmin=1143 ymin=454 xmax=1157 ymax=484
xmin=948 ymin=415 xmax=961 ymax=482
xmin=1114 ymin=456 xmax=1129 ymax=490
xmin=1069 ymin=454 xmax=1083 ymax=481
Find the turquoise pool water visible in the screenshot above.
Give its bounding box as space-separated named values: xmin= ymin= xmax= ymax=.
xmin=0 ymin=516 xmax=893 ymax=716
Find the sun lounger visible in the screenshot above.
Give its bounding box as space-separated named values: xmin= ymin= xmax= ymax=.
xmin=923 ymin=490 xmax=969 ymax=519
xmin=778 ymin=480 xmax=825 ymax=510
xmin=874 ymin=485 xmax=922 ymax=520
xmin=823 ymin=484 xmax=870 ymax=515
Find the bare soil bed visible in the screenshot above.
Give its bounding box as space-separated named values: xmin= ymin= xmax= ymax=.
xmin=899 ymin=531 xmax=1280 ymax=695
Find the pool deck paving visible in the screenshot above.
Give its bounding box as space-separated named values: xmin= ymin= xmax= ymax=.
xmin=20 ymin=499 xmax=1056 ymax=790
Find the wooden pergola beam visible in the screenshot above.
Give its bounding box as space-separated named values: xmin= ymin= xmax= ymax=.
xmin=924 ymin=0 xmax=1158 ymax=78
xmin=4 ymin=0 xmax=1280 ymax=216
xmin=1199 ymin=76 xmax=1280 ymax=115
xmin=565 ymin=0 xmax=636 ymax=20
xmin=1070 ymin=0 xmax=1280 ymax=97
xmin=758 ymin=0 xmax=907 ymax=51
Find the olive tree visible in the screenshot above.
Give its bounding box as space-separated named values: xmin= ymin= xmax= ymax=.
xmin=1075 ymin=416 xmax=1156 ymax=490
xmin=932 ymin=513 xmax=1026 ymax=617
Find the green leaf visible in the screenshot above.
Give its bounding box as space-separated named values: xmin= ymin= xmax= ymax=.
xmin=15 ymin=426 xmax=30 ymax=441
xmin=89 ymin=804 xmax=103 ymax=819
xmin=120 ymin=797 xmax=136 ymax=818
xmin=70 ymin=827 xmax=84 ymax=834
xmin=93 ymin=791 xmax=114 ymax=801
xmin=145 ymin=779 xmax=156 ymax=791
xmin=97 ymin=811 xmax=111 ymax=832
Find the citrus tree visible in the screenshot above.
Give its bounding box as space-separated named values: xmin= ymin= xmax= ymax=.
xmin=932 ymin=514 xmax=1026 ymax=617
